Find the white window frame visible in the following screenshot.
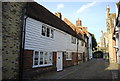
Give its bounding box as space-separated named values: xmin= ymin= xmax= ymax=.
xmin=71 ymin=36 xmax=76 ymax=44
xmin=78 ymin=53 xmax=82 ymax=60
xmin=66 ymin=52 xmax=72 ymax=60
xmin=33 ymin=51 xmax=53 ymax=68
xmin=41 ymin=24 xmax=54 ymax=38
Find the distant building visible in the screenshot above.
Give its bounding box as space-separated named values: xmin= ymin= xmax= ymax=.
xmin=64 ymin=18 xmax=93 ymax=60
xmin=98 ymin=30 xmax=109 ymax=59
xmin=106 ymin=5 xmax=117 ymax=63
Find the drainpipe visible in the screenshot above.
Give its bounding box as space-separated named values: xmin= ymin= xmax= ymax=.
xmin=76 ymin=39 xmax=79 ymax=65
xmin=19 ymin=4 xmax=28 ymax=80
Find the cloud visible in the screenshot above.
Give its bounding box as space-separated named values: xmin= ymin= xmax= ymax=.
xmin=57 ymin=4 xmax=64 ymax=10
xmin=76 ymin=1 xmax=96 ymax=14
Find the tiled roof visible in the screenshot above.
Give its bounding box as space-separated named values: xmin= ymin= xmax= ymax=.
xmin=26 ymin=2 xmax=82 ymax=40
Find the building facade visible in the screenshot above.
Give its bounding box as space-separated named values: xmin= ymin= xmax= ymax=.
xmin=106 ymin=5 xmax=117 ymax=63
xmin=2 ymin=2 xmax=92 ymax=80
xmin=113 ymin=3 xmax=120 ymax=64
xmin=99 ymin=30 xmax=109 ymax=59
xmin=22 ymin=2 xmax=88 ymax=79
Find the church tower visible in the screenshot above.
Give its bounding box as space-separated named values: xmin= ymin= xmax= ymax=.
xmin=106 ymin=5 xmax=110 ymax=19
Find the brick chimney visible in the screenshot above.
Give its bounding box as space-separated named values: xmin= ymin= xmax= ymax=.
xmin=55 ymin=12 xmax=62 ymax=19
xmin=76 ymin=18 xmax=82 ymax=26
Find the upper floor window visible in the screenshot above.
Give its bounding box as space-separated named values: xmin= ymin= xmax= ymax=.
xmin=71 ymin=36 xmax=76 ymax=44
xmin=42 ymin=25 xmax=54 ymax=38
xmin=81 ymin=40 xmax=84 ymax=46
xmin=42 ymin=26 xmax=46 ymax=36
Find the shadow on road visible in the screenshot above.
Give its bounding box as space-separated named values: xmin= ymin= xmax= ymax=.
xmin=28 ymin=59 xmax=120 ymax=80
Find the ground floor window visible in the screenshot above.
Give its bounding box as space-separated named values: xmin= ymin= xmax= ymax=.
xmin=78 ymin=53 xmax=83 ymax=60
xmin=33 ymin=51 xmax=52 ymax=67
xmin=66 ymin=52 xmax=72 ymax=60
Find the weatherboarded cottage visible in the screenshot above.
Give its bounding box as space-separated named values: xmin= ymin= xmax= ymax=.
xmin=20 ymin=2 xmax=86 ymax=78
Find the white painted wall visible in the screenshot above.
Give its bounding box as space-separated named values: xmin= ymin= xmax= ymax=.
xmin=25 ymin=17 xmax=67 ymax=52
xmin=117 ymin=30 xmax=120 ymax=64
xmin=25 ymin=17 xmax=82 ymax=53
xmin=66 ymin=35 xmax=77 ymax=52
xmin=88 ymin=34 xmax=92 ymax=59
xmin=78 ymin=40 xmax=85 ymax=53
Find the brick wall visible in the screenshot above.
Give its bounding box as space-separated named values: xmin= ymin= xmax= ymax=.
xmin=63 ymin=52 xmax=78 ymax=68
xmin=23 ymin=50 xmax=57 ymax=79
xmin=23 ymin=50 xmax=33 ymax=70
xmin=2 ymin=2 xmax=27 ymax=79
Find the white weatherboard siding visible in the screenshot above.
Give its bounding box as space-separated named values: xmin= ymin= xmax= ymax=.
xmin=25 ymin=17 xmax=67 ymax=51
xmin=78 ymin=40 xmax=84 ymax=53
xmin=88 ymin=35 xmax=92 ymax=59
xmin=66 ymin=35 xmax=77 ymax=52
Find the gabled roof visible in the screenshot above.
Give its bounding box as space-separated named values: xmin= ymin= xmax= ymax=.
xmin=26 ymin=2 xmax=82 ymax=40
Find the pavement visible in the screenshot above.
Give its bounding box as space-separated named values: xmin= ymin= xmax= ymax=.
xmin=32 ymin=59 xmax=120 ymax=80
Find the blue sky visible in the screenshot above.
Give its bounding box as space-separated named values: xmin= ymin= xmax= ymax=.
xmin=34 ymin=1 xmax=117 ymax=42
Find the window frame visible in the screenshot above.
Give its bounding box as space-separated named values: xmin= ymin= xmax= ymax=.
xmin=33 ymin=51 xmax=53 ymax=68
xmin=41 ymin=24 xmax=54 ymax=38
xmin=66 ymin=52 xmax=72 ymax=60
xmin=71 ymin=36 xmax=76 ymax=44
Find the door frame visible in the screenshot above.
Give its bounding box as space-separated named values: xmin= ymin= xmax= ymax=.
xmin=56 ymin=51 xmax=63 ymax=71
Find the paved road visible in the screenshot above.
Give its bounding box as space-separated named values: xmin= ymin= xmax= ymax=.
xmin=34 ymin=59 xmax=120 ymax=80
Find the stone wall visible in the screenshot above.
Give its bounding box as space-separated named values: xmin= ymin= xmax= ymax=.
xmin=0 ymin=1 xmax=2 ymax=81
xmin=2 ymin=2 xmax=26 ymax=79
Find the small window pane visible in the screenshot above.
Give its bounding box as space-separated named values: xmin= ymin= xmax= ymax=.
xmin=40 ymin=52 xmax=43 ymax=65
xmin=66 ymin=52 xmax=72 ymax=60
xmin=71 ymin=36 xmax=76 ymax=44
xmin=47 ymin=28 xmax=50 ymax=37
xmin=34 ymin=51 xmax=39 ymax=65
xmin=42 ymin=26 xmax=46 ymax=36
xmin=48 ymin=52 xmax=52 ymax=64
xmin=44 ymin=52 xmax=48 ymax=64
xmin=50 ymin=29 xmax=54 ymax=38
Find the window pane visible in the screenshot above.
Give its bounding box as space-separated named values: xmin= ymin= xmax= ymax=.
xmin=48 ymin=52 xmax=52 ymax=64
xmin=66 ymin=52 xmax=72 ymax=60
xmin=47 ymin=28 xmax=50 ymax=37
xmin=34 ymin=60 xmax=38 ymax=65
xmin=68 ymin=52 xmax=72 ymax=59
xmin=44 ymin=52 xmax=48 ymax=64
xmin=34 ymin=51 xmax=39 ymax=65
xmin=42 ymin=26 xmax=46 ymax=36
xmin=71 ymin=36 xmax=76 ymax=44
xmin=40 ymin=52 xmax=43 ymax=65
xmin=50 ymin=29 xmax=54 ymax=38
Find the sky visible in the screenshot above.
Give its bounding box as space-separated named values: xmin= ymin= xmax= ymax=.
xmin=34 ymin=0 xmax=117 ymax=42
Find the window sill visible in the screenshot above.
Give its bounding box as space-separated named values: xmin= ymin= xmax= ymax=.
xmin=66 ymin=59 xmax=72 ymax=61
xmin=40 ymin=35 xmax=54 ymax=40
xmin=32 ymin=64 xmax=53 ymax=68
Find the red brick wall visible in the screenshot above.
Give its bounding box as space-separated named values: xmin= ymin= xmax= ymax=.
xmin=63 ymin=52 xmax=78 ymax=67
xmin=23 ymin=49 xmax=33 ymax=70
xmin=52 ymin=52 xmax=57 ymax=67
xmin=23 ymin=50 xmax=56 ymax=79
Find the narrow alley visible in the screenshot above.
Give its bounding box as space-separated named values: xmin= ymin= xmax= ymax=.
xmin=2 ymin=1 xmax=120 ymax=81
xmin=33 ymin=59 xmax=120 ymax=80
